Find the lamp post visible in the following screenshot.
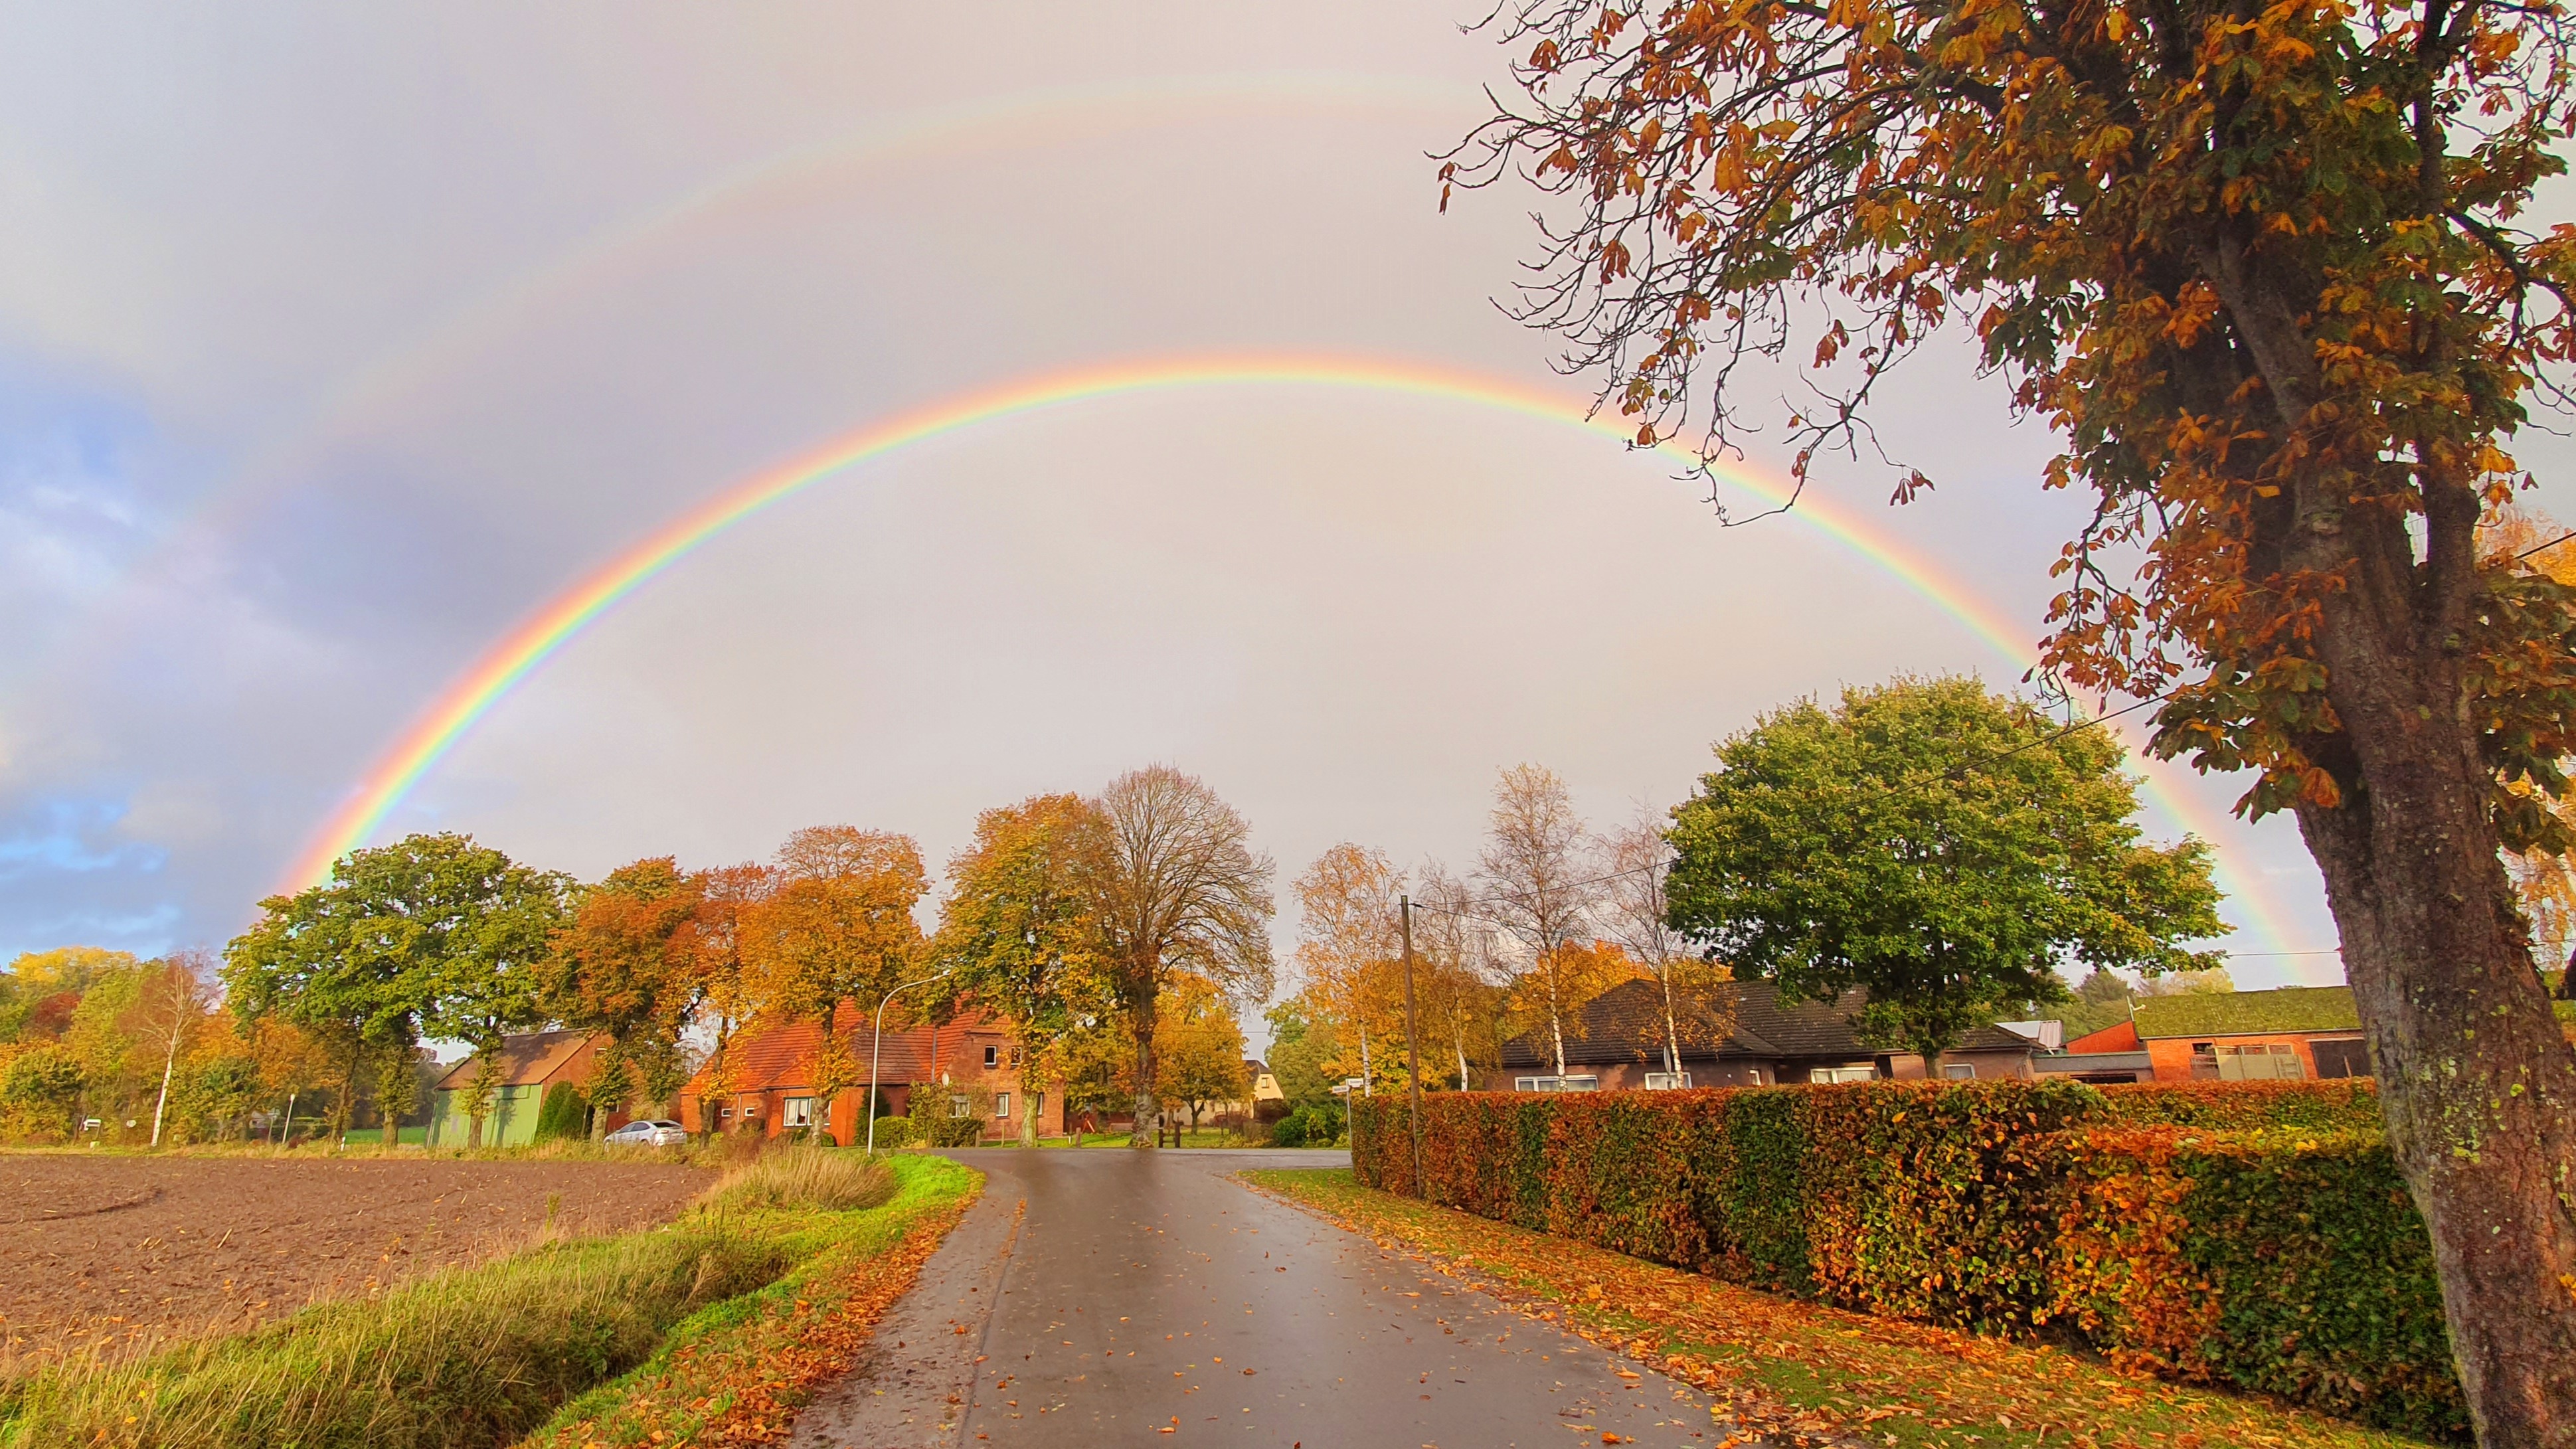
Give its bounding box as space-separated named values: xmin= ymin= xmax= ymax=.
xmin=869 ymin=969 xmax=954 ymax=1154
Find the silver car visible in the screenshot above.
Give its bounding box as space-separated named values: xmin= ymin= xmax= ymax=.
xmin=604 ymin=1119 xmax=688 ymax=1148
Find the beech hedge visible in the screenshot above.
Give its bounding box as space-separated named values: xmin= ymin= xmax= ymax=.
xmin=1351 ymin=1078 xmax=2462 ymax=1442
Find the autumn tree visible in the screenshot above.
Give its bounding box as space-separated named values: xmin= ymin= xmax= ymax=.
xmin=1154 ymin=982 xmax=1251 ymax=1129
xmin=1408 ymin=865 xmax=1508 ymax=1088
xmin=1476 ymin=764 xmax=1607 ymax=1078
xmin=1094 ymin=766 xmax=1275 ymax=1146
xmin=678 ymin=862 xmax=773 ymax=1134
xmin=746 ymin=827 xmax=928 ymax=1125
xmin=550 ymin=857 xmax=704 ymax=1130
xmin=1292 ymin=844 xmax=1407 ymax=1096
xmin=1598 ymin=813 xmax=1733 ymax=1078
xmin=126 ymin=951 xmax=219 ymax=1147
xmin=1454 ymin=0 xmax=2576 ymax=1423
xmin=933 ymin=794 xmax=1120 ymax=1146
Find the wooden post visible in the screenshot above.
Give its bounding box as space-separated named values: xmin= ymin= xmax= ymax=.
xmin=1401 ymin=895 xmax=1424 ymax=1197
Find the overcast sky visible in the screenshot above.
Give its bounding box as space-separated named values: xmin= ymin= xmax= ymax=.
xmin=11 ymin=2 xmax=2560 ymax=1015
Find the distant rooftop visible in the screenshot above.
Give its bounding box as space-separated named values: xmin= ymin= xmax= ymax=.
xmin=2131 ymin=985 xmax=2360 ymax=1039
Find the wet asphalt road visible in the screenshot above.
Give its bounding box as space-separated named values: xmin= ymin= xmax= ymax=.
xmin=790 ymin=1148 xmax=1729 ymax=1449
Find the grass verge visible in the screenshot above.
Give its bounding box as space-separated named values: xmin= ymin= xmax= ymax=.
xmin=0 ymin=1150 xmax=974 ymax=1449
xmin=519 ymin=1153 xmax=976 ymax=1449
xmin=1242 ymin=1167 xmax=2432 ymax=1449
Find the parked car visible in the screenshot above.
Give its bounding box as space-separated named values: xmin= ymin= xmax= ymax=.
xmin=604 ymin=1119 xmax=687 ymax=1148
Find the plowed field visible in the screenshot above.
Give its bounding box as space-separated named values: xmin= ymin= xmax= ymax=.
xmin=0 ymin=1155 xmax=715 ymax=1363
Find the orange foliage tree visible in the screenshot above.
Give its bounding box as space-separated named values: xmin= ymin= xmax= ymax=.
xmin=678 ymin=862 xmax=774 ymax=1132
xmin=549 ymin=857 xmax=705 ymax=1128
xmin=746 ymin=828 xmax=928 ymax=1128
xmin=1445 ymin=0 xmax=2576 ymax=1432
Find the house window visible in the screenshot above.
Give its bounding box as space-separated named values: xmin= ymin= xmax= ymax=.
xmin=2190 ymin=1042 xmax=2219 ymax=1079
xmin=2311 ymin=1037 xmax=2371 ymax=1079
xmin=950 ymin=1095 xmax=971 ymax=1118
xmin=993 ymin=1092 xmax=1010 ymax=1119
xmin=782 ymin=1097 xmax=815 ymax=1128
xmin=2215 ymin=1042 xmax=2304 ymax=1080
xmin=983 ymin=1044 xmax=999 ymax=1068
xmin=1942 ymin=1063 xmax=1977 ymax=1080
xmin=718 ymin=1106 xmax=733 ymax=1119
xmin=1512 ymin=1075 xmax=1600 ymax=1092
xmin=1810 ymin=1065 xmax=1876 ymax=1084
xmin=1643 ymin=1071 xmax=1693 ymax=1090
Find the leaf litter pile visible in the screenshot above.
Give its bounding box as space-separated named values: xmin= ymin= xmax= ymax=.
xmin=1241 ymin=1169 xmax=2431 ymax=1449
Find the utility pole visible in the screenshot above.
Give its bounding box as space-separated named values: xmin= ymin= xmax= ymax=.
xmin=1400 ymin=895 xmax=1424 ymax=1197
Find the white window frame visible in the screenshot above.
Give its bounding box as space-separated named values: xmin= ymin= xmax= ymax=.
xmin=983 ymin=1044 xmax=999 ymax=1068
xmin=1512 ymin=1074 xmax=1600 ymax=1092
xmin=1809 ymin=1065 xmax=1877 ymax=1084
xmin=950 ymin=1095 xmax=972 ymax=1119
xmin=993 ymin=1092 xmax=1011 ymax=1119
xmin=1643 ymin=1071 xmax=1693 ymax=1090
xmin=782 ymin=1096 xmax=816 ymax=1128
xmin=1942 ymin=1063 xmax=1978 ymax=1080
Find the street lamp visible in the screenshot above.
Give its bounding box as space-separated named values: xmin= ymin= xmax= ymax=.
xmin=868 ymin=968 xmax=954 ymax=1154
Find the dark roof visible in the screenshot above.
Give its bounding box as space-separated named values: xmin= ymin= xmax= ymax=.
xmin=432 ymin=1030 xmax=594 ymax=1091
xmin=1497 ymin=978 xmax=2037 ymax=1068
xmin=682 ymin=1008 xmax=1007 ymax=1096
xmin=2131 ymin=985 xmax=2360 ymax=1039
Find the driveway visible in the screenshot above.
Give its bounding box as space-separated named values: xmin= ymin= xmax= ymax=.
xmin=787 ymin=1148 xmax=1733 ymax=1449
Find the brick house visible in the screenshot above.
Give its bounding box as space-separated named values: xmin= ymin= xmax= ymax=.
xmin=2063 ymin=985 xmax=2371 ymax=1081
xmin=677 ymin=1007 xmax=1064 ymax=1144
xmin=1479 ymin=978 xmax=2039 ymax=1090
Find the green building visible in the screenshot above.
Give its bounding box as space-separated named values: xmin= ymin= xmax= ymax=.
xmin=425 ymin=1029 xmax=602 ymax=1148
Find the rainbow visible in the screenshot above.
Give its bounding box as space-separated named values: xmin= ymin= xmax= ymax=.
xmin=278 ymin=352 xmax=2300 ymax=954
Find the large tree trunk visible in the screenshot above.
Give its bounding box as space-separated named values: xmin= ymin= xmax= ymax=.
xmin=1130 ymin=989 xmax=1161 ymax=1148
xmin=2294 ymin=706 xmax=2576 ymax=1446
xmin=2201 ymin=228 xmax=2576 ymax=1445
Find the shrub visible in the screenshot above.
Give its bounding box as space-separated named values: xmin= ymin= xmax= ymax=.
xmin=534 ymin=1082 xmax=589 ymax=1144
xmin=1270 ymin=1100 xmax=1344 ymax=1148
xmin=2097 ymin=1078 xmax=2383 ymax=1132
xmin=2051 ymin=1126 xmax=2462 ymax=1441
xmin=863 ymin=1115 xmax=919 ymax=1149
xmin=1354 ymin=1080 xmax=2455 ymax=1440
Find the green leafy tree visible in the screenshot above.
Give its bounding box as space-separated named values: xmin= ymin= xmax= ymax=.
xmin=1668 ymin=677 xmax=2227 ymax=1073
xmin=933 ymin=794 xmax=1121 ymax=1146
xmin=347 ymin=835 xmax=576 ymax=1149
xmin=1263 ymin=996 xmax=1341 ymax=1106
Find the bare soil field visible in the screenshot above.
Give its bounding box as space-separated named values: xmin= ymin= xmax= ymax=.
xmin=0 ymin=1154 xmax=716 ymax=1364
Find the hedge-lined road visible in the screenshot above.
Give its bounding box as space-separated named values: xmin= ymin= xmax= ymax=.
xmin=786 ymin=1149 xmax=1739 ymax=1449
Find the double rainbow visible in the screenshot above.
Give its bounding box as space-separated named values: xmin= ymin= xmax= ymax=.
xmin=278 ymin=351 xmax=2294 ymax=952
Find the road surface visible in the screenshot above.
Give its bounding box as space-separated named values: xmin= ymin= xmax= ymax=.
xmin=787 ymin=1147 xmax=1735 ymax=1449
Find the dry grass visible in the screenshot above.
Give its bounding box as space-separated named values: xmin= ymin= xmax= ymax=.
xmin=705 ymin=1145 xmax=897 ymax=1213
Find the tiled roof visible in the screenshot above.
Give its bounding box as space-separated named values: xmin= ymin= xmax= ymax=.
xmin=683 ymin=1007 xmax=1007 ymax=1096
xmin=2130 ymin=986 xmax=2360 ymax=1039
xmin=1497 ymin=978 xmax=2037 ymax=1067
xmin=432 ymin=1029 xmax=594 ymax=1091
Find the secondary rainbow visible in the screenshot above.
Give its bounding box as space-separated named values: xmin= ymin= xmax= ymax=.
xmin=280 ymin=351 xmax=2298 ymax=954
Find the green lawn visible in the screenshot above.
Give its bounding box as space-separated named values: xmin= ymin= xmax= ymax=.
xmin=1244 ymin=1167 xmax=2436 ymax=1449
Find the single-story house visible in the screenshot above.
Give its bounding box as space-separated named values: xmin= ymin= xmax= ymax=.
xmin=1478 ymin=978 xmax=2041 ymax=1090
xmin=677 ymin=1007 xmax=1063 ymax=1144
xmin=2059 ymin=985 xmax=2371 ymax=1082
xmin=426 ymin=1030 xmax=620 ymax=1147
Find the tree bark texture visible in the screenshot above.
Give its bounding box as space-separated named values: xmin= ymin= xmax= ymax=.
xmin=2208 ymin=238 xmax=2576 ymax=1442
xmin=1130 ymin=988 xmax=1161 ymax=1148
